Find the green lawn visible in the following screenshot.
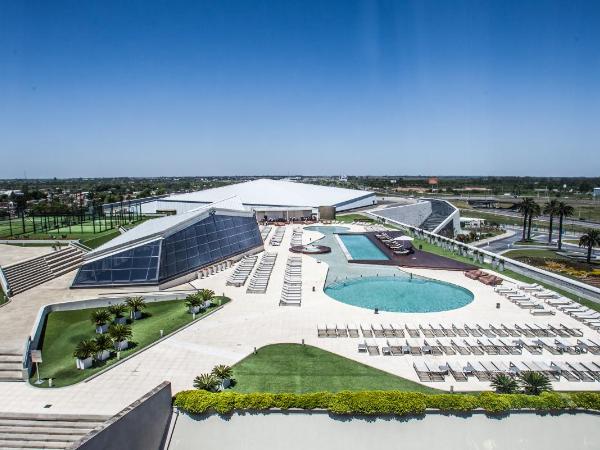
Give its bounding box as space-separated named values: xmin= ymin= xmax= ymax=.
xmin=0 ymin=287 xmax=7 ymax=306
xmin=32 ymin=297 xmax=229 ymax=388
xmin=231 ymin=344 xmax=440 ymax=394
xmin=79 ymin=229 xmax=121 ymax=249
xmin=336 ymin=213 xmax=374 ymax=223
xmin=502 ymin=249 xmax=568 ymax=260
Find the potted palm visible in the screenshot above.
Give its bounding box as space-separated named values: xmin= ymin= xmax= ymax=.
xmin=109 ymin=323 xmax=133 ymax=351
xmin=73 ymin=339 xmax=97 ymax=370
xmin=211 ymin=364 xmax=233 ymax=389
xmin=108 ymin=303 xmax=128 ymax=324
xmin=519 ymin=371 xmax=552 ymax=395
xmin=198 ymin=288 xmax=216 ymax=309
xmin=185 ymin=293 xmax=203 ymax=314
xmin=193 ymin=373 xmax=220 ymax=392
xmin=125 ymin=296 xmax=146 ymax=320
xmin=90 ymin=310 xmax=112 ymax=334
xmin=94 ymin=334 xmax=113 ymax=361
xmin=490 ymin=373 xmax=518 ymax=394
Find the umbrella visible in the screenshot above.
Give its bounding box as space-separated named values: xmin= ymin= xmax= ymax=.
xmin=393 ymin=235 xmax=414 ymax=242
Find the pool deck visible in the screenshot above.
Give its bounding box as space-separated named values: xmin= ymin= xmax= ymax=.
xmin=351 ymin=231 xmax=477 ymax=271
xmin=0 ymin=223 xmax=599 ymax=417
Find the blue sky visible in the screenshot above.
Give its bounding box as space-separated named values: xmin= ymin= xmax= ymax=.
xmin=1 ymin=0 xmax=599 ymax=178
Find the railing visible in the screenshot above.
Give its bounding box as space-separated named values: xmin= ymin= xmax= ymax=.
xmin=367 ymin=211 xmax=600 ymax=303
xmin=0 ymin=266 xmax=11 ymax=297
xmin=71 ymin=241 xmax=92 ymax=252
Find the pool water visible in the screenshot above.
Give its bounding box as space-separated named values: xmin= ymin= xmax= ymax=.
xmin=325 ymin=276 xmax=474 ymax=313
xmin=338 ymin=234 xmax=389 ymax=260
xmin=304 ymin=225 xmax=350 ymax=234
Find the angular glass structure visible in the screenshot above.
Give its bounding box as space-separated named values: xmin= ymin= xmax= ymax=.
xmin=72 ymin=200 xmax=262 ymax=288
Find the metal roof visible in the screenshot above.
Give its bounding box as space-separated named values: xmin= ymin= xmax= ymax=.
xmin=159 ymin=178 xmax=374 ymax=208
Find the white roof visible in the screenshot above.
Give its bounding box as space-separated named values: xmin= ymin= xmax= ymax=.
xmin=160 ymin=179 xmax=374 ymax=208
xmin=89 ymin=196 xmax=246 ymax=256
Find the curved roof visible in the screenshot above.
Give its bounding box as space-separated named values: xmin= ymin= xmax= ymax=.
xmin=161 ymin=178 xmax=374 ymax=208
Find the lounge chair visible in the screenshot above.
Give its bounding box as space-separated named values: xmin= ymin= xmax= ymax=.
xmin=436 ymin=339 xmax=456 ymax=355
xmin=567 ymin=362 xmax=595 ymax=382
xmin=387 ymin=338 xmax=404 ymax=356
xmin=450 ymin=339 xmax=471 ymax=355
xmin=413 ymin=361 xmax=432 ymax=382
xmin=452 ymin=324 xmax=468 ymax=337
xmin=439 ymin=324 xmax=456 ymax=337
xmin=390 ymin=323 xmax=405 ymax=337
xmin=550 ymin=361 xmax=580 ymax=382
xmin=336 ymin=323 xmax=348 ymax=338
xmin=446 ymin=361 xmax=467 ymax=382
xmin=347 ymin=323 xmax=359 ymax=338
xmin=365 ymin=339 xmax=379 ymax=356
xmin=317 ymin=323 xmax=327 ymax=338
xmin=406 ymin=339 xmax=422 ymax=356
xmin=405 ymin=324 xmax=420 ymax=338
xmin=372 ymin=324 xmax=386 ymax=338
xmin=360 ymin=324 xmax=373 ymax=338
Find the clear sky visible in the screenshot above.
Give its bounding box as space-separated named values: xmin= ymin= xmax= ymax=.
xmin=1 ymin=0 xmax=599 ymax=178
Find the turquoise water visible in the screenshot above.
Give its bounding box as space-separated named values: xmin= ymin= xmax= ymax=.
xmin=338 ymin=234 xmax=389 ymax=260
xmin=325 ymin=276 xmax=474 ymax=313
xmin=304 ymin=225 xmax=350 ymax=234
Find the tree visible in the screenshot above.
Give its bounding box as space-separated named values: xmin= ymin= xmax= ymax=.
xmin=543 ymin=199 xmax=559 ymax=244
xmin=94 ymin=334 xmax=113 ymax=358
xmin=193 ymin=373 xmax=220 ymax=392
xmin=490 ymin=373 xmax=518 ymax=394
xmin=517 ymin=198 xmax=536 ymax=240
xmin=198 ymin=289 xmax=215 ymax=304
xmin=579 ymin=229 xmax=600 ymax=264
xmin=519 ymin=371 xmax=553 ymax=395
xmin=556 ymin=202 xmax=575 ymax=250
xmin=125 ymin=296 xmax=146 ymax=319
xmin=185 ymin=293 xmax=203 ymax=311
xmin=108 ymin=324 xmax=132 ymax=350
xmin=527 ymin=201 xmax=541 ymax=240
xmin=73 ymin=339 xmax=97 ymax=360
xmin=107 ymin=303 xmax=127 ymax=321
xmin=211 ymin=364 xmax=233 ymax=380
xmin=90 ymin=310 xmax=111 ymax=328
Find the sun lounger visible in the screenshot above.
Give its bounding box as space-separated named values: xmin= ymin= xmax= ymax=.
xmin=469 ymin=361 xmax=490 ymax=381
xmin=550 ymin=361 xmax=580 ymax=381
xmin=405 ymin=324 xmax=420 ymax=338
xmin=513 ymin=339 xmax=543 ymax=355
xmin=480 ymin=361 xmax=502 ymax=376
xmin=577 ymin=338 xmax=600 ymax=354
xmin=547 ymin=324 xmax=570 ymax=337
xmin=463 ymin=339 xmax=483 ymax=355
xmin=413 ymin=361 xmax=432 ymax=382
xmin=358 ymin=341 xmax=367 ymax=353
xmin=326 ymin=324 xmax=338 ymax=337
xmin=518 ymin=283 xmax=542 ymax=291
xmin=439 ymin=324 xmax=456 ymax=337
xmin=360 ymin=323 xmax=373 ymax=338
xmin=422 ymin=340 xmax=442 ymax=356
xmin=347 ymin=323 xmax=359 ymax=338
xmin=424 ymin=360 xmax=447 ymax=381
xmin=464 ymin=325 xmax=482 ymax=337
xmin=446 ymin=361 xmax=468 ymax=382
xmin=336 ymin=324 xmax=348 ymax=338
xmin=452 ymin=324 xmax=468 ymax=337
xmin=546 ymin=298 xmax=572 ymax=306
xmin=419 ymin=325 xmax=434 ymax=338
xmin=533 ymin=338 xmax=561 ymax=355
xmin=477 ymin=339 xmax=499 ymax=355
xmin=501 ymin=324 xmax=521 ymax=337
xmin=317 ymin=323 xmax=327 ymax=338
xmin=498 ymin=338 xmax=522 ymax=355
xmin=387 ymin=338 xmax=404 ymax=356
xmin=559 ymin=324 xmax=583 ymax=337
xmin=530 ymin=308 xmax=556 ymax=316
xmin=567 ymin=362 xmax=596 ymax=382
xmin=489 ymin=324 xmax=508 ymax=337
xmin=365 ymin=339 xmax=379 ymax=356
xmin=390 ymin=323 xmax=405 ymax=337
xmin=477 ymin=325 xmax=495 ymax=338
xmin=436 ymin=339 xmax=456 ymax=355
xmin=509 ymin=361 xmax=529 ymax=376
xmin=491 ymin=360 xmax=512 ymax=375
xmin=406 ymin=339 xmax=422 ymax=356
xmin=382 ymin=323 xmax=395 ymax=338
xmin=372 ymin=324 xmax=386 ymax=338
xmin=533 ymin=291 xmax=560 ymax=299
xmin=554 ymin=338 xmax=583 ymax=354
xmin=450 ymin=339 xmax=471 ymax=355
xmin=514 ymin=324 xmax=535 ymax=337
xmin=428 ymin=324 xmax=444 ymax=338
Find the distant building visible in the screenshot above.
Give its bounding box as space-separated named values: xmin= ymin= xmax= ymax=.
xmin=594 ymin=187 xmax=600 ymax=198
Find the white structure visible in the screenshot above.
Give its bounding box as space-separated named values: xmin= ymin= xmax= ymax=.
xmin=593 ymin=187 xmax=600 ymax=198
xmin=138 ymin=179 xmax=376 ymax=219
xmin=460 ymin=217 xmax=487 ymax=228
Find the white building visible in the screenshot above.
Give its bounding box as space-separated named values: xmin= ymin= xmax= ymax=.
xmin=593 ymin=187 xmax=600 ymax=198
xmin=135 ymin=179 xmax=376 ymax=220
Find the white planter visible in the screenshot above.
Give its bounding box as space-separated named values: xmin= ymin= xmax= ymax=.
xmin=221 ymin=378 xmax=231 ymax=389
xmin=114 ymin=340 xmax=129 ymax=351
xmin=114 ymin=317 xmax=127 ymax=325
xmin=131 ymin=311 xmax=142 ymax=320
xmin=189 ymin=306 xmax=200 ymax=314
xmin=96 ymin=350 xmax=110 ymax=361
xmin=76 ymin=357 xmax=93 ymax=370
xmin=96 ymin=324 xmax=109 ymax=334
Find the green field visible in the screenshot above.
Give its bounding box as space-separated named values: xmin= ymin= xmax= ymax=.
xmin=336 ymin=213 xmax=374 ymax=223
xmin=32 ymin=297 xmax=229 ymax=388
xmin=231 ymin=344 xmax=439 ymax=393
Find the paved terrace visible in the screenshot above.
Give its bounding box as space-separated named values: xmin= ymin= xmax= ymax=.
xmin=0 ymin=224 xmax=599 ymax=416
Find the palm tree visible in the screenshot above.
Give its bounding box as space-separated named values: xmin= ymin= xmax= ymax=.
xmin=490 ymin=373 xmax=518 ymax=394
xmin=519 ymin=371 xmax=553 ymax=395
xmin=526 ymin=201 xmax=541 ymax=240
xmin=543 ymin=199 xmax=559 ymax=244
xmin=125 ymin=296 xmax=146 ymax=320
xmin=193 ymin=373 xmax=220 ymax=392
xmin=94 ymin=334 xmax=113 ymax=360
xmin=198 ymin=288 xmax=215 ymax=305
xmin=90 ymin=310 xmax=112 ymax=333
xmin=518 ymin=198 xmax=535 ymax=240
xmin=107 ymin=304 xmax=127 ymax=323
xmin=579 ymin=229 xmax=600 ymax=264
xmin=556 ymin=202 xmax=575 ymax=250
xmin=185 ymin=293 xmax=203 ymax=313
xmin=108 ymin=323 xmax=133 ymax=351
xmin=211 ymin=364 xmax=233 ymax=380
xmin=73 ymin=339 xmax=97 ymax=368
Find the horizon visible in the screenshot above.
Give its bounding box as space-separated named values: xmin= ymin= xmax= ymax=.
xmin=1 ymin=0 xmax=600 ymax=178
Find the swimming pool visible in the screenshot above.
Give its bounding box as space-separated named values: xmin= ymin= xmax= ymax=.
xmin=304 ymin=225 xmax=350 ymax=234
xmin=338 ymin=234 xmax=389 ymax=260
xmin=324 ymin=275 xmax=474 ymax=313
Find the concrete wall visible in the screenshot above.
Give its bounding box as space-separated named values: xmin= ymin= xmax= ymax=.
xmin=335 ymin=194 xmax=377 ymax=212
xmin=70 ymin=381 xmax=173 ymax=450
xmin=374 ymin=202 xmax=432 ymax=228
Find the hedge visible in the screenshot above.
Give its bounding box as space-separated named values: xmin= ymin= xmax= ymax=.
xmin=174 ymin=390 xmax=600 ymax=416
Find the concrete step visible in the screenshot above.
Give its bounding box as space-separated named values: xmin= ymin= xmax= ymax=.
xmin=0 ymin=419 xmax=102 ymax=429
xmin=0 ymin=432 xmax=81 ymax=442
xmin=0 ymin=371 xmax=24 ymax=381
xmin=0 ymin=362 xmax=22 ymax=371
xmin=0 ymin=439 xmax=70 ymax=449
xmin=0 ymin=425 xmax=95 ymax=435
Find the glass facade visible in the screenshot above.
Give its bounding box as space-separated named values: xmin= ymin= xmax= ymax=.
xmin=73 ymin=213 xmax=262 ymax=287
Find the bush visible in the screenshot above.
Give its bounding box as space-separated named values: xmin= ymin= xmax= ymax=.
xmin=173 ymin=390 xmax=600 ymax=416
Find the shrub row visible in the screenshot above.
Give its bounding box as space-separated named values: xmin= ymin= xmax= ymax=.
xmin=174 ymin=390 xmax=600 ymax=416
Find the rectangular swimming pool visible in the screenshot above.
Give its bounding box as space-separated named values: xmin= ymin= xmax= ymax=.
xmin=338 ymin=234 xmax=389 ymax=260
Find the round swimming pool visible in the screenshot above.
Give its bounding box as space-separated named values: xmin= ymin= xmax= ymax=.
xmin=324 ymin=275 xmax=474 ymax=313
xmin=304 ymin=225 xmax=350 ymax=234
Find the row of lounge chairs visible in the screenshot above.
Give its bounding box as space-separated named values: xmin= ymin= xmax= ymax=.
xmin=198 ymin=260 xmax=233 ymax=279
xmin=317 ymin=322 xmax=583 ymax=339
xmin=465 ymin=269 xmax=503 ymax=286
xmin=279 ymin=256 xmax=302 ymax=306
xmin=414 ymin=359 xmax=600 ymax=383
xmin=556 ymin=304 xmax=600 ymax=330
xmin=374 ymin=232 xmax=412 ymax=255
xmin=269 ymin=227 xmax=286 ymax=246
xmin=290 ymin=227 xmax=303 ymax=247
xmin=246 ymin=252 xmax=277 ymax=293
xmin=225 ymin=255 xmax=258 ymax=286
xmin=260 ymin=226 xmax=272 ymax=242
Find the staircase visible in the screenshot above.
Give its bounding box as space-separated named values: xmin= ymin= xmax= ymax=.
xmin=420 ymin=213 xmax=447 ymax=231
xmin=0 ymin=350 xmax=23 ymax=382
xmin=2 ymin=246 xmax=88 ymax=296
xmin=0 ymin=412 xmax=109 ymax=449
